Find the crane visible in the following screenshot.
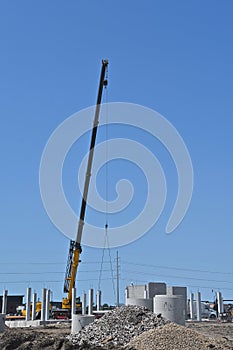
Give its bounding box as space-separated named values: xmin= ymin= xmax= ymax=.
xmin=62 ymin=59 xmax=108 ymax=310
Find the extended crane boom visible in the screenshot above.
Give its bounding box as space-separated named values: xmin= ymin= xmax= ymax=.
xmin=62 ymin=59 xmax=108 ymax=309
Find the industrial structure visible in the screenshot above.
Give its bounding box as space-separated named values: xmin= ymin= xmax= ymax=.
xmin=125 ymin=282 xmax=187 ymax=325
xmin=1 ymin=59 xmax=232 ymax=333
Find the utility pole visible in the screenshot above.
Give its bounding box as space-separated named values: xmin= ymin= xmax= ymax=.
xmin=116 ymin=251 xmax=120 ymax=307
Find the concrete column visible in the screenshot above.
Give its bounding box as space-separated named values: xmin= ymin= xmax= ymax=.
xmin=45 ymin=289 xmax=50 ymax=321
xmin=125 ymin=288 xmax=128 ymax=301
xmin=32 ymin=293 xmax=37 ymax=321
xmin=144 ymin=285 xmax=147 ymax=299
xmin=72 ymin=288 xmax=76 ymax=319
xmin=97 ymin=290 xmax=101 ymax=311
xmin=190 ymin=293 xmax=194 ymax=320
xmin=1 ymin=290 xmax=8 ymax=314
xmin=217 ymin=291 xmax=223 ymax=314
xmin=88 ymin=289 xmax=93 ymax=315
xmin=26 ymin=288 xmax=31 ymax=321
xmin=196 ymin=291 xmax=201 ymax=322
xmin=41 ymin=288 xmax=46 ymax=321
xmin=82 ymin=292 xmax=86 ymax=315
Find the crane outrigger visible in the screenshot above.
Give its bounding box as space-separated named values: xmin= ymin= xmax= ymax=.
xmin=62 ymin=59 xmax=108 ymax=309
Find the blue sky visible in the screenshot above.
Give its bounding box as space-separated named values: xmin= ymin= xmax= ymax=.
xmin=0 ymin=1 xmax=233 ymax=306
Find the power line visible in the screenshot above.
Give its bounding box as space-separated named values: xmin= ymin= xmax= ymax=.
xmin=0 ymin=260 xmax=232 ymax=276
xmin=121 ymin=269 xmax=233 ymax=284
xmin=120 ymin=278 xmax=233 ymax=292
xmin=0 ymin=269 xmax=113 ymax=275
xmin=0 ymin=262 xmax=65 ymax=265
xmin=0 ymin=277 xmax=116 ymax=284
xmin=121 ymin=260 xmax=233 ymax=275
xmin=0 ymin=261 xmax=113 ymax=265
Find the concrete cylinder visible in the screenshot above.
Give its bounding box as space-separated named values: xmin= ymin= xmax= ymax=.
xmin=88 ymin=289 xmax=93 ymax=315
xmin=97 ymin=290 xmax=101 ymax=311
xmin=153 ymin=295 xmax=185 ymax=326
xmin=190 ymin=293 xmax=194 ymax=320
xmin=72 ymin=288 xmax=76 ymax=319
xmin=0 ymin=314 xmax=5 ymax=333
xmin=196 ymin=292 xmax=201 ymax=322
xmin=71 ymin=314 xmax=95 ymax=334
xmin=217 ymin=291 xmax=223 ymax=314
xmin=32 ymin=293 xmax=37 ymax=321
xmin=126 ymin=298 xmax=153 ymax=311
xmin=41 ymin=288 xmax=46 ymax=321
xmin=26 ymin=288 xmax=31 ymax=321
xmin=45 ymin=289 xmax=50 ymax=321
xmin=1 ymin=290 xmax=8 ymax=314
xmin=82 ymin=293 xmax=86 ymax=315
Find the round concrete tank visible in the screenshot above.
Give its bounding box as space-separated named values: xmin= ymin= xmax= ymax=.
xmin=153 ymin=295 xmax=185 ymax=325
xmin=0 ymin=314 xmax=5 ymax=333
xmin=126 ymin=298 xmax=153 ymax=311
xmin=71 ymin=315 xmax=95 ymax=334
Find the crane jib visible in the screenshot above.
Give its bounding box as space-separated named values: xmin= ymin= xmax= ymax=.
xmin=76 ymin=59 xmax=108 ymax=245
xmin=62 ymin=60 xmax=108 ymax=308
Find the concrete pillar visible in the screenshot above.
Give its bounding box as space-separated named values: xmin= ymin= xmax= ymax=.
xmin=45 ymin=289 xmax=50 ymax=321
xmin=32 ymin=293 xmax=37 ymax=321
xmin=88 ymin=289 xmax=93 ymax=315
xmin=97 ymin=290 xmax=101 ymax=311
xmin=125 ymin=288 xmax=128 ymax=301
xmin=1 ymin=290 xmax=8 ymax=314
xmin=190 ymin=293 xmax=194 ymax=320
xmin=72 ymin=288 xmax=76 ymax=319
xmin=26 ymin=288 xmax=31 ymax=321
xmin=82 ymin=292 xmax=86 ymax=315
xmin=196 ymin=291 xmax=201 ymax=322
xmin=217 ymin=291 xmax=223 ymax=314
xmin=41 ymin=288 xmax=46 ymax=321
xmin=144 ymin=285 xmax=147 ymax=299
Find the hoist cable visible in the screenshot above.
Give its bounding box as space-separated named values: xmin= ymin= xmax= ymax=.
xmin=106 ymin=226 xmax=116 ymax=300
xmin=97 ymin=70 xmax=116 ymax=300
xmin=98 ymin=227 xmax=107 ymax=291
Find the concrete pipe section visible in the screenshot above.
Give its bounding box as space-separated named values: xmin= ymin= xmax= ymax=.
xmin=153 ymin=295 xmax=185 ymax=326
xmin=126 ymin=298 xmax=153 ymax=311
xmin=71 ymin=315 xmax=95 ymax=334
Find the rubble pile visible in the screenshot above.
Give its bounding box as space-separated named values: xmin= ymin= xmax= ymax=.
xmin=69 ymin=305 xmax=168 ymax=347
xmin=125 ymin=323 xmax=232 ymax=350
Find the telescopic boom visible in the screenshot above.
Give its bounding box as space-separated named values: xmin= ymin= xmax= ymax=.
xmin=62 ymin=60 xmax=108 ymax=308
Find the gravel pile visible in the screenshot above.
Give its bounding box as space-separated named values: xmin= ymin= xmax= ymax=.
xmin=69 ymin=305 xmax=168 ymax=347
xmin=125 ymin=323 xmax=232 ymax=350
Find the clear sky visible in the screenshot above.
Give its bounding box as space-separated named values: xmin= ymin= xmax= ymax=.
xmin=0 ymin=1 xmax=233 ymax=306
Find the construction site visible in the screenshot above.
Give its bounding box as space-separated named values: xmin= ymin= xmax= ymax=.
xmin=1 ymin=58 xmax=233 ymax=349
xmin=1 ymin=2 xmax=233 ymax=349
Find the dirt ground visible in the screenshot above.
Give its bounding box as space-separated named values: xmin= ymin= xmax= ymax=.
xmin=186 ymin=321 xmax=233 ymax=346
xmin=0 ymin=321 xmax=232 ymax=350
xmin=0 ymin=323 xmax=74 ymax=350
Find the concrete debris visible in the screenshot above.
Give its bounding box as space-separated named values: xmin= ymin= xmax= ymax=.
xmin=125 ymin=323 xmax=232 ymax=350
xmin=69 ymin=305 xmax=169 ymax=347
xmin=0 ymin=315 xmax=233 ymax=350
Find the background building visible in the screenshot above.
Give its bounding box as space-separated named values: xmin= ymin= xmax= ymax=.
xmin=0 ymin=295 xmax=24 ymax=315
